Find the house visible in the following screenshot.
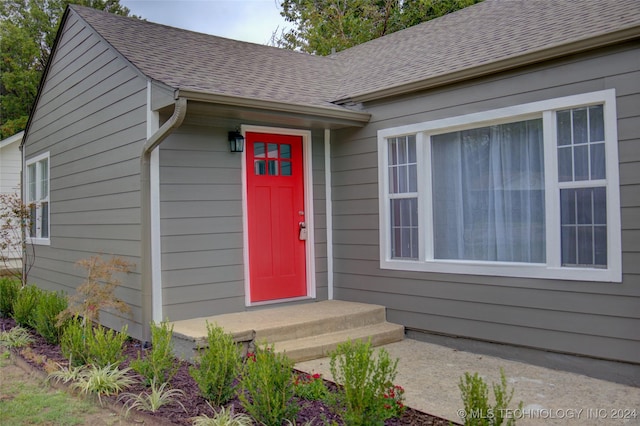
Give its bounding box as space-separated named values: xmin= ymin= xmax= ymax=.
xmin=1 ymin=131 xmax=24 ymax=271
xmin=20 ymin=0 xmax=640 ymax=380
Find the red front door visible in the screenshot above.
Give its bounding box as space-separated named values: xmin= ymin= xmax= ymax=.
xmin=246 ymin=132 xmax=307 ymax=302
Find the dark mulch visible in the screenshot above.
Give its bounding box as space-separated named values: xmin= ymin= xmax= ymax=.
xmin=1 ymin=317 xmax=455 ymax=425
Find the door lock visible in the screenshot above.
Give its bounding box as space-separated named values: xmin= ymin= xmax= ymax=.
xmin=298 ymin=222 xmax=307 ymax=241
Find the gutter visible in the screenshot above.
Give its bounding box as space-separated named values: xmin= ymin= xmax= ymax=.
xmin=140 ymin=97 xmax=187 ymax=343
xmin=176 ymin=90 xmax=371 ymax=125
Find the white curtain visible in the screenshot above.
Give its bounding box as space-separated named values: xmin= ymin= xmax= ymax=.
xmin=431 ymin=119 xmax=545 ymax=263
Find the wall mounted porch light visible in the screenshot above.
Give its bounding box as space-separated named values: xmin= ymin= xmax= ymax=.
xmin=228 ymin=131 xmax=245 ymax=152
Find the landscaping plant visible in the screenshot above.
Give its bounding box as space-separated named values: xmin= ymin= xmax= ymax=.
xmin=57 ymin=255 xmax=134 ymax=327
xmin=458 ymin=368 xmax=522 ymax=426
xmin=67 ymin=363 xmax=135 ymax=406
xmin=131 ymin=320 xmax=179 ymax=386
xmin=60 ymin=318 xmax=128 ymax=367
xmin=0 ymin=276 xmax=20 ymax=318
xmin=189 ymin=322 xmax=242 ymax=406
xmin=12 ymin=284 xmax=43 ymax=328
xmin=0 ymin=325 xmax=33 ymax=348
xmin=239 ymin=345 xmax=298 ymax=426
xmin=119 ymin=379 xmax=186 ymax=415
xmin=328 ymin=339 xmax=400 ymax=425
xmin=32 ymin=289 xmax=68 ymax=344
xmin=192 ymin=404 xmax=254 ymax=426
xmin=293 ymin=371 xmax=329 ymax=401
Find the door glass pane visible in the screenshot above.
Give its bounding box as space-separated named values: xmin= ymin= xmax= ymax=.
xmin=254 ymin=160 xmax=266 ymax=175
xmin=281 ymin=144 xmax=291 ymax=159
xmin=281 ymin=161 xmax=291 ymax=176
xmin=267 ymin=143 xmax=278 ymax=158
xmin=254 ymin=143 xmax=265 ymax=158
xmin=268 ymin=160 xmax=278 ymax=175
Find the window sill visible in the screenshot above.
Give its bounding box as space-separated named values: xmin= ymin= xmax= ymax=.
xmin=28 ymin=238 xmax=50 ymax=246
xmin=380 ymin=259 xmax=622 ymax=283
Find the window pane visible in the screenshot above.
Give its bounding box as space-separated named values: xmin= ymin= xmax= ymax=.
xmin=557 ymin=146 xmax=573 ymax=182
xmin=390 ymin=198 xmax=418 ymax=260
xmin=590 ymin=143 xmax=606 ymax=180
xmin=398 ymin=137 xmax=407 ymax=163
xmin=594 ymin=226 xmax=607 ymax=266
xmin=41 ymin=202 xmax=49 ymax=238
xmin=589 ymin=105 xmax=604 ymax=142
xmin=389 ymin=167 xmax=398 ymax=193
xmin=408 ymin=165 xmax=417 ymax=192
xmin=561 ymin=226 xmax=577 ymax=265
xmin=556 ymin=110 xmax=572 ymax=146
xmin=398 ymin=165 xmax=407 ymax=192
xmin=431 ymin=118 xmax=545 ymax=263
xmin=388 ymin=138 xmax=398 ymax=165
xmin=40 ymin=159 xmax=48 ymax=199
xmin=573 ymin=145 xmax=589 ymax=181
xmin=572 ymin=108 xmax=588 ymax=145
xmin=560 ymin=187 xmax=607 ymax=267
xmin=28 ymin=164 xmax=36 ymax=201
xmin=407 ymin=135 xmax=416 ymax=163
xmin=29 ymin=204 xmax=37 ymax=237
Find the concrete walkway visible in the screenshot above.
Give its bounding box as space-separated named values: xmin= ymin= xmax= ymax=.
xmin=296 ymin=339 xmax=640 ymax=425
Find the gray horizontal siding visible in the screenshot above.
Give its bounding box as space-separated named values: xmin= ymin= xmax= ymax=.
xmin=160 ymin=125 xmax=328 ymax=321
xmin=331 ymin=41 xmax=640 ymax=363
xmin=23 ymin=10 xmax=147 ymax=339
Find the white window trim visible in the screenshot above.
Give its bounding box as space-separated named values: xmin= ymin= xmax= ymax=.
xmin=25 ymin=151 xmax=51 ymax=246
xmin=378 ymin=89 xmax=621 ymax=283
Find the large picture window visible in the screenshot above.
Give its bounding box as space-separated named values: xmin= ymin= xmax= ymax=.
xmin=378 ymin=90 xmax=621 ymax=282
xmin=25 ymin=152 xmax=50 ymax=244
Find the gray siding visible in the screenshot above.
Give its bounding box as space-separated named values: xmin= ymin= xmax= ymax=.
xmin=331 ymin=41 xmax=640 ymax=363
xmin=23 ymin=11 xmax=148 ymax=338
xmin=159 ymin=125 xmax=328 ymax=321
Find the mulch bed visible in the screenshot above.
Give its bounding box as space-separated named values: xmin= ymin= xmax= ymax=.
xmin=1 ymin=317 xmax=456 ymax=425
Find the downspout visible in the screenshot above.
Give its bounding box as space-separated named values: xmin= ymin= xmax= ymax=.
xmin=140 ymin=97 xmax=187 ymax=343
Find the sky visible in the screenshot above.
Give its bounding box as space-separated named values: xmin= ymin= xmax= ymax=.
xmin=119 ymin=0 xmax=289 ymax=45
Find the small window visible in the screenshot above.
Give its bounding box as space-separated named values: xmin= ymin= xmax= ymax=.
xmin=25 ymin=152 xmax=50 ymax=243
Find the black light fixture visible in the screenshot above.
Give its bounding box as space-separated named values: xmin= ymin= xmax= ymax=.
xmin=228 ymin=131 xmax=245 ymax=153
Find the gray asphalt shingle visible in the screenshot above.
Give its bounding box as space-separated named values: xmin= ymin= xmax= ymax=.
xmin=71 ymin=0 xmax=640 ymax=110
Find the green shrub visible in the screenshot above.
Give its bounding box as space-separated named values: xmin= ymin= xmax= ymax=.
xmin=0 ymin=277 xmax=20 ymax=318
xmin=86 ymin=324 xmax=128 ymax=367
xmin=12 ymin=285 xmax=43 ymax=328
xmin=239 ymin=345 xmax=298 ymax=426
xmin=458 ymin=368 xmax=522 ymax=426
xmin=0 ymin=326 xmax=34 ymax=348
xmin=33 ymin=290 xmax=68 ymax=344
xmin=293 ymin=372 xmax=329 ymax=401
xmin=60 ymin=317 xmax=86 ymax=366
xmin=130 ymin=321 xmax=179 ymax=386
xmin=189 ymin=322 xmax=242 ymax=406
xmin=328 ymin=339 xmax=399 ymax=426
xmin=60 ymin=318 xmax=128 ymax=367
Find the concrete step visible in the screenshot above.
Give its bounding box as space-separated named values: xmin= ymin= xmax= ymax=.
xmin=170 ymin=300 xmax=404 ymax=363
xmin=271 ymin=322 xmax=405 ymax=363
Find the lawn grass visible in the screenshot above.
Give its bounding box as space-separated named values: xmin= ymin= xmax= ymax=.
xmin=0 ymin=350 xmax=102 ymax=425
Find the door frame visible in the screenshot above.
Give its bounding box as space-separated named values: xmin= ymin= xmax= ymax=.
xmin=241 ymin=125 xmax=316 ymax=306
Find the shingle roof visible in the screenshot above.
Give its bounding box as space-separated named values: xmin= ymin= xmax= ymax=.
xmin=70 ymin=0 xmax=640 ymax=110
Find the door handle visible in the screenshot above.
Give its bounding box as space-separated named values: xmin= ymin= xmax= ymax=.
xmin=298 ymin=222 xmax=307 ymax=241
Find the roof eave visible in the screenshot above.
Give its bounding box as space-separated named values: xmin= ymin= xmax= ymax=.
xmin=176 ymin=90 xmax=371 ymax=126
xmin=338 ymin=25 xmax=640 ymax=104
